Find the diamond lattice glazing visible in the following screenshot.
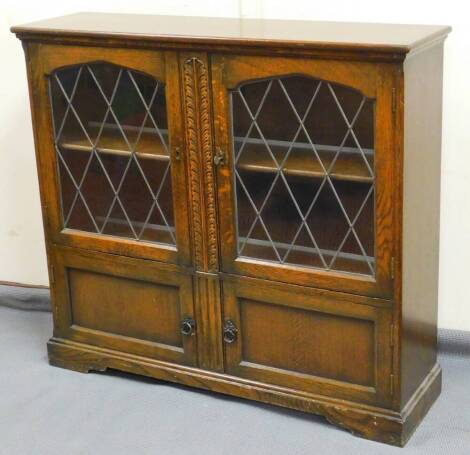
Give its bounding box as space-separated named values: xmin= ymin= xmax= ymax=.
xmin=231 ymin=76 xmax=375 ymax=275
xmin=49 ymin=63 xmax=175 ymax=247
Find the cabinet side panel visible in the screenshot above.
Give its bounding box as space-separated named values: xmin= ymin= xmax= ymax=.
xmin=22 ymin=42 xmax=61 ymax=331
xmin=401 ymin=43 xmax=444 ymax=407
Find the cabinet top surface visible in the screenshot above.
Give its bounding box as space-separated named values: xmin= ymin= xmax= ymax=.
xmin=12 ymin=12 xmax=450 ymax=55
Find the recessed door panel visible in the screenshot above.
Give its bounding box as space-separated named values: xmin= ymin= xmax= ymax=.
xmin=222 ymin=276 xmax=393 ymax=406
xmin=240 ymin=299 xmax=376 ymax=387
xmin=69 ymin=269 xmax=183 ymax=348
xmin=51 ymin=246 xmax=197 ymax=366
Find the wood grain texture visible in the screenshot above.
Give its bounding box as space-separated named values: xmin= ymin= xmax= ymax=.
xmin=24 ymin=43 xmax=192 ymax=265
xmin=221 ymin=276 xmax=393 ymax=407
xmin=58 ymin=126 xmax=169 ymax=159
xmin=13 ymin=18 xmax=448 ymax=446
xmin=11 ymin=13 xmax=451 ymax=60
xmin=182 ymin=54 xmax=219 ymax=272
xmin=211 ymin=54 xmax=395 ymax=299
xmin=183 ymin=57 xmax=204 ymax=269
xmin=240 ymin=300 xmax=375 ymax=386
xmin=47 ymin=336 xmax=442 ymax=447
xmin=399 ymin=43 xmax=444 ymax=407
xmin=237 ymin=145 xmax=374 ymax=183
xmin=50 ymin=245 xmax=198 ymax=366
xmin=22 ymin=42 xmax=62 ymax=328
xmin=193 ymin=274 xmax=224 ymax=372
xmin=69 ymin=268 xmax=183 ymax=347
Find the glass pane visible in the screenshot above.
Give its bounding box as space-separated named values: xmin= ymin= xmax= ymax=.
xmin=231 ymin=75 xmax=375 ymax=276
xmin=49 ymin=62 xmax=175 ymax=247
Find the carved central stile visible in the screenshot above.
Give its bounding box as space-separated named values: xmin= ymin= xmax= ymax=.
xmin=182 ymin=57 xmax=219 ymax=273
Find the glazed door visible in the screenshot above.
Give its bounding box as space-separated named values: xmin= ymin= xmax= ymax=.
xmin=30 ymin=45 xmax=190 ymax=265
xmin=212 ymin=55 xmax=395 ymax=298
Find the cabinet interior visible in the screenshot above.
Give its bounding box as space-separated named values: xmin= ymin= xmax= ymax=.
xmin=230 ymin=75 xmax=376 ymax=275
xmin=49 ymin=62 xmax=176 ymax=246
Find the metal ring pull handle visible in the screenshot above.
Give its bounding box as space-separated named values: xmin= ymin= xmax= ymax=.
xmin=180 ymin=317 xmax=196 ymax=336
xmin=223 ymin=320 xmax=238 ymax=344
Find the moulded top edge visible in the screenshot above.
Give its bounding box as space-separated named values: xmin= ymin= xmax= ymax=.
xmin=11 ymin=12 xmax=451 ymax=56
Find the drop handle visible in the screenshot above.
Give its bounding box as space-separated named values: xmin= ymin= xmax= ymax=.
xmin=223 ymin=320 xmax=238 ymax=343
xmin=180 ymin=317 xmax=196 ymax=336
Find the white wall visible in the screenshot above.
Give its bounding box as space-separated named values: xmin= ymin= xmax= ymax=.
xmin=1 ymin=0 xmax=469 ymax=331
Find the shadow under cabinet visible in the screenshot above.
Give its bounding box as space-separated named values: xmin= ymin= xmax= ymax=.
xmin=12 ymin=12 xmax=450 ymax=447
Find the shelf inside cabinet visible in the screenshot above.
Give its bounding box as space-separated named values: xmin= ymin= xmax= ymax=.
xmin=236 ymin=140 xmax=374 ymax=183
xmin=238 ymin=236 xmax=374 ymax=275
xmin=58 ymin=124 xmax=170 ymax=161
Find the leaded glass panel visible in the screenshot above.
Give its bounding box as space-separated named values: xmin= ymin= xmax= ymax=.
xmin=231 ymin=76 xmax=375 ymax=275
xmin=49 ymin=63 xmax=175 ymax=246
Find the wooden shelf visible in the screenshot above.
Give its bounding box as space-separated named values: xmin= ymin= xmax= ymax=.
xmin=238 ymin=237 xmax=374 ymax=275
xmin=236 ymin=143 xmax=373 ymax=183
xmin=239 ymin=236 xmax=374 ymax=263
xmin=58 ymin=125 xmax=170 ymax=161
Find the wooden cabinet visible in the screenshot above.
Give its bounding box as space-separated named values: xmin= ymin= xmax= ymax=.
xmin=12 ymin=13 xmax=450 ymax=446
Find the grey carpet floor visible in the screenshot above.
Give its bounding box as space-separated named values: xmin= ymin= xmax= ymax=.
xmin=0 ymin=305 xmax=469 ymax=455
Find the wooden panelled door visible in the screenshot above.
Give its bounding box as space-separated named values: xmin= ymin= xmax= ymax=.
xmin=28 ymin=44 xmax=197 ymax=366
xmin=211 ymin=54 xmax=396 ymax=404
xmin=221 ymin=276 xmax=394 ymax=406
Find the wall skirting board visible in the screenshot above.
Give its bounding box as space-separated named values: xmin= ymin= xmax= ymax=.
xmin=0 ymin=283 xmax=51 ymax=312
xmin=0 ymin=283 xmax=468 ymax=356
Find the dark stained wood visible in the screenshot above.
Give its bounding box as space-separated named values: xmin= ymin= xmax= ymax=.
xmin=47 ymin=336 xmax=442 ymax=447
xmin=59 ymin=126 xmax=170 ymax=160
xmin=212 ymin=54 xmax=395 ymax=299
xmin=240 ymin=303 xmax=375 ymax=385
xmin=70 ymin=269 xmax=183 ymax=347
xmin=180 ymin=52 xmax=219 ymax=273
xmin=399 ymin=42 xmax=444 ymax=407
xmin=11 ymin=13 xmax=450 ymax=59
xmin=51 ymin=245 xmax=198 ymax=365
xmin=13 ymin=14 xmax=448 ymax=447
xmin=179 ymin=52 xmax=224 ymax=371
xmin=237 ymin=145 xmax=373 ymax=183
xmin=222 ymin=276 xmax=393 ymax=407
xmin=24 ymin=43 xmax=192 ymax=266
xmin=218 ymin=54 xmax=380 ymax=96
xmin=193 ymin=274 xmax=224 ymax=372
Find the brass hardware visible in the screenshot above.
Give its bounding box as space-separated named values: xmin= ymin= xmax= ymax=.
xmin=180 ymin=317 xmax=196 ymax=336
xmin=173 ymin=146 xmax=181 ymax=161
xmin=223 ymin=320 xmax=238 ymax=343
xmin=213 ymin=148 xmax=226 ymax=166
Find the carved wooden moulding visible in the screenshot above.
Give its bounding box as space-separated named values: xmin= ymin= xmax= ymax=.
xmin=12 ymin=13 xmax=450 ymax=446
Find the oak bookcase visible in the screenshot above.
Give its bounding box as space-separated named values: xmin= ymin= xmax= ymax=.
xmin=12 ymin=13 xmax=450 ymax=446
